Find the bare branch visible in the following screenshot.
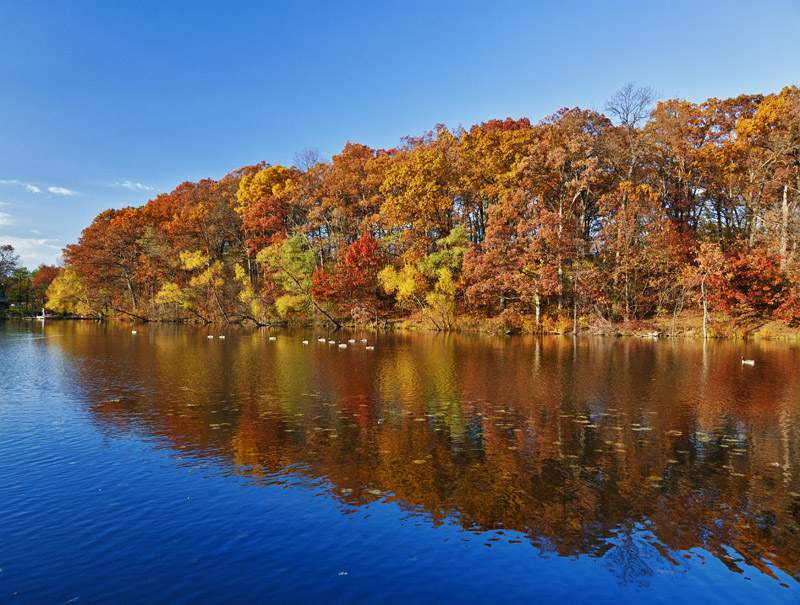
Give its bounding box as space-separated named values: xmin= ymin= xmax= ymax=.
xmin=605 ymin=83 xmax=658 ymax=128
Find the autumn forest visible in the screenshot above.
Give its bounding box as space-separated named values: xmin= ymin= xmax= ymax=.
xmin=40 ymin=85 xmax=800 ymax=335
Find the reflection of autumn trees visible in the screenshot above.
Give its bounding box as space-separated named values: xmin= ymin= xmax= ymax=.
xmin=51 ymin=86 xmax=800 ymax=331
xmin=56 ymin=324 xmax=800 ymax=582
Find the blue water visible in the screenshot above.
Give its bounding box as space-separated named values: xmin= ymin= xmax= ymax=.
xmin=1 ymin=321 xmax=797 ymax=603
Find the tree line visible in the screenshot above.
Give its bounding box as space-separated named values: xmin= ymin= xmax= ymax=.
xmin=0 ymin=245 xmax=57 ymax=313
xmin=45 ymin=84 xmax=800 ymax=333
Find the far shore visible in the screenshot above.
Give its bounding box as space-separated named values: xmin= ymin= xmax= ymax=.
xmin=5 ymin=310 xmax=800 ymax=341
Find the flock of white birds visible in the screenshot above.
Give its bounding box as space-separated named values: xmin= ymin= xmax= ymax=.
xmin=130 ymin=330 xmax=375 ymax=350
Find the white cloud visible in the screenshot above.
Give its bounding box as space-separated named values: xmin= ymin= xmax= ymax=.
xmin=2 ymin=179 xmax=39 ymax=192
xmin=0 ymin=211 xmax=14 ymax=226
xmin=0 ymin=234 xmax=63 ymax=268
xmin=111 ymin=180 xmax=155 ymax=191
xmin=1 ymin=179 xmax=59 ymax=195
xmin=48 ymin=186 xmax=77 ymax=195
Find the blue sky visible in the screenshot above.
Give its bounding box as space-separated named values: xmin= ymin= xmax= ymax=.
xmin=1 ymin=0 xmax=799 ymax=269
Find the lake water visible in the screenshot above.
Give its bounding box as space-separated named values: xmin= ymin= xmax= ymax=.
xmin=1 ymin=320 xmax=799 ymax=603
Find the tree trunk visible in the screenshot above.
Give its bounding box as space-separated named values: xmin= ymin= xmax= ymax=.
xmin=572 ymin=288 xmax=578 ymax=335
xmin=780 ymin=184 xmax=789 ymax=269
xmin=701 ymin=274 xmax=708 ymax=341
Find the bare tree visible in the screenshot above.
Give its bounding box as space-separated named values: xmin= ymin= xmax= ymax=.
xmin=604 ymin=83 xmax=658 ymax=182
xmin=605 ymin=83 xmax=658 ymax=128
xmin=293 ymin=148 xmax=324 ymax=172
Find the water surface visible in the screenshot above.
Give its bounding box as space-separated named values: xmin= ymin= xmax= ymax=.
xmin=1 ymin=321 xmax=799 ymax=603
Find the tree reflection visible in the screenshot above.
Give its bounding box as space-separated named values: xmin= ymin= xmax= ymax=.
xmin=54 ymin=323 xmax=800 ymax=584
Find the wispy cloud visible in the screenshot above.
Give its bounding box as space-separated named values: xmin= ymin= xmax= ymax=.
xmin=0 ymin=211 xmax=14 ymax=226
xmin=111 ymin=180 xmax=155 ymax=192
xmin=1 ymin=179 xmax=70 ymax=195
xmin=2 ymin=179 xmax=39 ymax=192
xmin=48 ymin=186 xmax=77 ymax=196
xmin=0 ymin=234 xmax=63 ymax=268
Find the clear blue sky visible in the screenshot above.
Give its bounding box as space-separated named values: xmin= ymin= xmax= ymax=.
xmin=1 ymin=0 xmax=799 ymax=269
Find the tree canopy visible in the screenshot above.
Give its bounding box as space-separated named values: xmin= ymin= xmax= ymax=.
xmin=46 ymin=85 xmax=800 ymax=332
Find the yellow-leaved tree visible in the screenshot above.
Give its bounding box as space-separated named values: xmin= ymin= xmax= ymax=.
xmin=46 ymin=267 xmax=102 ymax=317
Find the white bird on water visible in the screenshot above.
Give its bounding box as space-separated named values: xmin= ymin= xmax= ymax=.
xmin=131 ymin=330 xmax=137 ymax=334
xmin=741 ymin=357 xmax=755 ymax=365
xmin=302 ymin=340 xmax=309 ymax=345
xmin=269 ymin=336 xmax=277 ymax=341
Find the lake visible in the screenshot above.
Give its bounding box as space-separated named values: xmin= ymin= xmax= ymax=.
xmin=1 ymin=320 xmax=799 ymax=603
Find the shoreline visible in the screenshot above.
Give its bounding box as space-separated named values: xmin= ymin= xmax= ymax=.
xmin=5 ymin=311 xmax=800 ymax=341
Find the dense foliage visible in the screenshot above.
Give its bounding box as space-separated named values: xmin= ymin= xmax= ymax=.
xmin=48 ymin=85 xmax=800 ymax=331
